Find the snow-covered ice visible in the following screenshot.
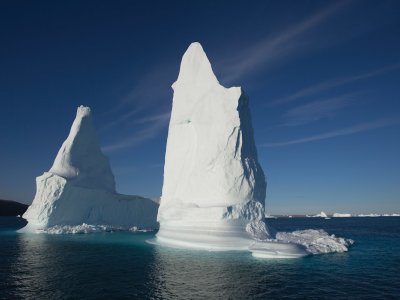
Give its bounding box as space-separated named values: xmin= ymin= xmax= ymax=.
xmin=20 ymin=106 xmax=158 ymax=233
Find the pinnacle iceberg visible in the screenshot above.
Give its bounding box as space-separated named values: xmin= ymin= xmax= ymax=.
xmin=156 ymin=42 xmax=275 ymax=250
xmin=156 ymin=42 xmax=353 ymax=257
xmin=21 ymin=106 xmax=158 ymax=232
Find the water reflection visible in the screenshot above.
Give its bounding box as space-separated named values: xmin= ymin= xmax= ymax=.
xmin=9 ymin=234 xmax=68 ymax=299
xmin=3 ymin=229 xmax=303 ymax=299
xmin=2 ymin=218 xmax=399 ymax=299
xmin=148 ymin=244 xmax=283 ymax=299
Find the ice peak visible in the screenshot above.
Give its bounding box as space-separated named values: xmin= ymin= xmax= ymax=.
xmin=76 ymin=105 xmax=91 ymax=118
xmin=49 ymin=105 xmax=116 ymax=192
xmin=174 ymin=42 xmax=219 ymax=88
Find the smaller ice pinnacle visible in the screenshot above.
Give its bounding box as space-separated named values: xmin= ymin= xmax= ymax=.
xmin=49 ymin=106 xmax=116 ymax=192
xmin=21 ymin=106 xmax=158 ymax=232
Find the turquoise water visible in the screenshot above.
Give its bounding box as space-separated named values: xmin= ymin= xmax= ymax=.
xmin=1 ymin=217 xmax=399 ymax=299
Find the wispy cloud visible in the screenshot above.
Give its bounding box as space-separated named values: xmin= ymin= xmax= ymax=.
xmin=100 ymin=2 xmax=350 ymax=151
xmin=102 ymin=111 xmax=170 ymax=152
xmin=270 ymin=63 xmax=400 ymax=106
xmin=100 ymin=107 xmax=142 ymax=131
xmin=280 ymin=93 xmax=358 ymax=126
xmin=102 ymin=63 xmax=174 ymax=130
xmin=218 ymin=1 xmax=349 ymax=83
xmin=262 ymin=118 xmax=399 ymax=148
xmin=115 ymin=64 xmax=175 ymax=111
xmin=134 ymin=111 xmax=171 ymax=124
xmin=100 ymin=64 xmax=174 ymax=150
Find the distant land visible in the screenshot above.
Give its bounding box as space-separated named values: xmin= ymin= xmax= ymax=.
xmin=0 ymin=199 xmax=28 ymax=216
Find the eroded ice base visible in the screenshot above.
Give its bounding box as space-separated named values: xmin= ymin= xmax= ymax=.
xmin=156 ymin=224 xmax=308 ymax=257
xmin=156 ymin=203 xmax=273 ymax=251
xmin=156 ymin=221 xmax=255 ymax=251
xmin=155 ymin=222 xmax=353 ymax=258
xmin=249 ymin=241 xmax=308 ymax=258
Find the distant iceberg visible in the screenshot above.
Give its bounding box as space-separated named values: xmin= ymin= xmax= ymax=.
xmin=312 ymin=211 xmax=328 ymax=218
xmin=356 ymin=213 xmax=400 ymax=217
xmin=332 ymin=213 xmax=352 ymax=218
xmin=265 ymin=214 xmax=277 ymax=219
xmin=20 ymin=106 xmax=158 ymax=233
xmin=357 ymin=213 xmax=380 ymax=217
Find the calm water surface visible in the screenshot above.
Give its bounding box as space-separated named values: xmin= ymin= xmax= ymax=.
xmin=1 ymin=217 xmax=399 ymax=299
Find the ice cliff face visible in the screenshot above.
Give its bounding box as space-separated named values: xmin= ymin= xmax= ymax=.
xmin=21 ymin=106 xmax=158 ymax=232
xmin=157 ymin=42 xmax=271 ymax=249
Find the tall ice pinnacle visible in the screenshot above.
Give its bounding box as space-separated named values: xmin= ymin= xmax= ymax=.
xmin=21 ymin=106 xmax=158 ymax=232
xmin=173 ymin=42 xmax=219 ymax=87
xmin=156 ymin=42 xmax=271 ymax=249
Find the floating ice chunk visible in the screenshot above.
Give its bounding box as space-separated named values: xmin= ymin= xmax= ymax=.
xmin=275 ymin=229 xmax=354 ymax=254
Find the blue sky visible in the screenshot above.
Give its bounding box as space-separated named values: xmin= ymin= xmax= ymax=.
xmin=0 ymin=0 xmax=399 ymax=214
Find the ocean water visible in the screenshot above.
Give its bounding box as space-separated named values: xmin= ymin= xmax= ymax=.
xmin=1 ymin=217 xmax=399 ymax=299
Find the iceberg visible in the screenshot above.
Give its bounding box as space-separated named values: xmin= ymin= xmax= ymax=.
xmin=155 ymin=43 xmax=303 ymax=257
xmin=265 ymin=214 xmax=277 ymax=219
xmin=155 ymin=42 xmax=354 ymax=258
xmin=332 ymin=213 xmax=352 ymax=218
xmin=312 ymin=211 xmax=328 ymax=218
xmin=357 ymin=213 xmax=381 ymax=217
xmin=20 ymin=106 xmax=158 ymax=233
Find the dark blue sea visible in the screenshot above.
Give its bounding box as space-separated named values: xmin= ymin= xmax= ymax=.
xmin=1 ymin=217 xmax=399 ymax=299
